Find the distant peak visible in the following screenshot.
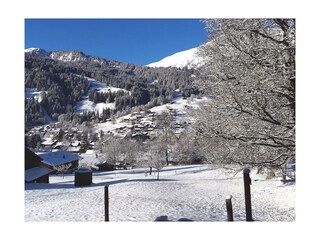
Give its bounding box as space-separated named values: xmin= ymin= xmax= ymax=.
xmin=49 ymin=50 xmax=88 ymax=62
xmin=146 ymin=46 xmax=204 ymax=69
xmin=24 ymin=48 xmax=49 ymax=57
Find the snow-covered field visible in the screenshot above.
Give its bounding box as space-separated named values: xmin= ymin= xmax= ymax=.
xmin=25 ymin=164 xmax=295 ymax=222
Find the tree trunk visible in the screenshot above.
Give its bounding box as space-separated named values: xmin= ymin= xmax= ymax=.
xmin=165 ymin=150 xmax=169 ymax=166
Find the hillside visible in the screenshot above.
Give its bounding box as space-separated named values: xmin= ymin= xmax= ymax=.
xmin=25 ymin=48 xmax=199 ymax=127
xmin=147 ymin=46 xmax=204 ymax=69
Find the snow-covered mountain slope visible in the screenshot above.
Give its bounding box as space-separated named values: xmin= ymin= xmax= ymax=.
xmin=25 ymin=48 xmax=88 ymax=62
xmin=25 ymin=88 xmax=47 ymax=102
xmin=49 ymin=50 xmax=88 ymax=62
xmin=24 ymin=48 xmax=49 ymax=58
xmin=25 ymin=48 xmax=110 ymax=65
xmin=146 ymin=46 xmax=204 ymax=69
xmin=75 ymin=77 xmax=129 ymax=115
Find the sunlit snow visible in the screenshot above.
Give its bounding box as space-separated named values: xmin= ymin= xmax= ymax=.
xmin=25 ymin=164 xmax=295 ymax=222
xmin=147 ymin=47 xmax=203 ymax=69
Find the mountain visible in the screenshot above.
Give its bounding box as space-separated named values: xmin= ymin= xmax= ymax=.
xmin=146 ymin=46 xmax=204 ymax=69
xmin=25 ymin=48 xmax=111 ymax=65
xmin=24 ymin=48 xmax=49 ymax=58
xmin=49 ymin=50 xmax=88 ymax=62
xmin=25 ymin=48 xmax=199 ymax=126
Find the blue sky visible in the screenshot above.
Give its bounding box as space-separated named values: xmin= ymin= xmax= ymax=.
xmin=25 ymin=19 xmax=207 ymax=66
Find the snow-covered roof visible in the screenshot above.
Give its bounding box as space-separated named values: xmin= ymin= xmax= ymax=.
xmin=25 ymin=167 xmax=54 ymax=182
xmin=67 ymin=146 xmax=81 ymax=152
xmin=71 ymin=141 xmax=81 ymax=147
xmin=42 ymin=139 xmax=57 ymax=146
xmin=37 ymin=150 xmax=79 ymax=166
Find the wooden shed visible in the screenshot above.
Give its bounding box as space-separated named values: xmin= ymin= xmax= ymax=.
xmin=25 ymin=147 xmax=54 ymax=183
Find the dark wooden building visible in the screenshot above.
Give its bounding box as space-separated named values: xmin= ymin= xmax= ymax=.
xmin=96 ymin=161 xmax=114 ymax=171
xmin=25 ymin=147 xmax=54 ymax=183
xmin=36 ymin=150 xmax=79 ymax=170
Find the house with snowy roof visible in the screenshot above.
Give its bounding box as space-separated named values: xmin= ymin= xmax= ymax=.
xmin=36 ymin=150 xmax=80 ymax=170
xmin=25 ymin=147 xmax=54 ymax=183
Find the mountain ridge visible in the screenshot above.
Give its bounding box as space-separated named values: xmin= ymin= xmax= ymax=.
xmin=25 ymin=48 xmax=113 ymax=65
xmin=25 ymin=46 xmax=205 ymax=69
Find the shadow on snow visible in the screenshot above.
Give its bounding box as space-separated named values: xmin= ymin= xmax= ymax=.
xmin=25 ymin=178 xmax=176 ymax=190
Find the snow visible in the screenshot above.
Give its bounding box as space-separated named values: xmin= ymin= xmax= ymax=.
xmin=85 ymin=77 xmax=129 ymax=94
xmin=49 ymin=51 xmax=86 ymax=62
xmin=25 ymin=88 xmax=47 ymax=102
xmin=146 ymin=47 xmax=204 ymax=69
xmin=25 ymin=164 xmax=295 ymax=222
xmin=36 ymin=150 xmax=79 ymax=167
xmin=24 ymin=48 xmax=40 ymax=53
xmin=41 ymin=139 xmax=56 ymax=146
xmin=91 ymin=90 xmax=207 ymax=135
xmin=25 ymin=167 xmax=54 ymax=182
xmin=75 ymin=76 xmax=128 ymax=115
xmin=148 ymin=90 xmax=207 ymax=121
xmin=24 ymin=48 xmax=49 ymax=58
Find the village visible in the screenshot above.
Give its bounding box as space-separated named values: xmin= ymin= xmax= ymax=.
xmin=25 ymin=95 xmax=206 ymax=184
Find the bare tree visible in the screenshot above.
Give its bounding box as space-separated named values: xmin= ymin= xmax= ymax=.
xmin=192 ymin=19 xmax=295 ymax=171
xmin=121 ymin=138 xmax=143 ymax=167
xmin=100 ymin=136 xmax=123 ymax=165
xmin=136 ymin=139 xmax=166 ymax=180
xmin=172 ymin=128 xmax=204 ymax=165
xmin=155 ymin=112 xmax=177 ymax=165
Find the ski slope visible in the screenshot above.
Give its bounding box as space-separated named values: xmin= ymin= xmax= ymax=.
xmin=75 ymin=77 xmax=129 ymax=115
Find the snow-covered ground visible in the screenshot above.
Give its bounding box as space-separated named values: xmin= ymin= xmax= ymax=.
xmin=75 ymin=77 xmax=129 ymax=115
xmin=25 ymin=88 xmax=47 ymax=102
xmin=25 ymin=164 xmax=295 ymax=222
xmin=149 ymin=90 xmax=207 ymax=122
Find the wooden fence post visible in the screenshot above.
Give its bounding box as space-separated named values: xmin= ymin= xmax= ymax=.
xmin=243 ymin=168 xmax=253 ymax=221
xmin=104 ymin=185 xmax=109 ymax=222
xmin=226 ymin=195 xmax=233 ymax=221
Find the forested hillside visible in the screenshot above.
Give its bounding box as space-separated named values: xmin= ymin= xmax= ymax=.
xmin=25 ymin=50 xmax=199 ymax=127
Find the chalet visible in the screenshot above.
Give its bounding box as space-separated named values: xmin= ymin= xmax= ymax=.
xmin=96 ymin=161 xmax=114 ymax=171
xmin=36 ymin=150 xmax=80 ymax=170
xmin=41 ymin=138 xmax=57 ymax=148
xmin=53 ymin=141 xmax=65 ymax=150
xmin=147 ymin=127 xmax=154 ymax=132
xmin=67 ymin=141 xmax=81 ymax=153
xmin=67 ymin=146 xmax=81 ymax=153
xmin=25 ymin=147 xmax=54 ymax=183
xmin=128 ymin=116 xmax=137 ymax=125
xmin=148 ymin=113 xmax=155 ymax=121
xmin=71 ymin=141 xmax=81 ymax=147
